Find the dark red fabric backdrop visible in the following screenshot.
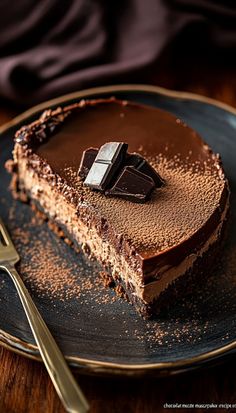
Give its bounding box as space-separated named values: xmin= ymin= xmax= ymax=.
xmin=0 ymin=0 xmax=235 ymax=105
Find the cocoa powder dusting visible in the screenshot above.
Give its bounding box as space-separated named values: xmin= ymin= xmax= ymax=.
xmin=5 ymin=203 xmax=120 ymax=305
xmin=1 ymin=199 xmax=235 ymax=349
xmin=65 ymin=153 xmax=225 ymax=254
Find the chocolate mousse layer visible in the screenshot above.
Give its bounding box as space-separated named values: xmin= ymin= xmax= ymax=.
xmin=6 ymin=98 xmax=229 ymax=317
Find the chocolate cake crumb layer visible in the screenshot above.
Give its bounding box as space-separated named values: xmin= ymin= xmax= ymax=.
xmin=6 ymin=98 xmax=230 ymax=317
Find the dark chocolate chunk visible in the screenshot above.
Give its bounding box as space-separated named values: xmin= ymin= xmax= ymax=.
xmin=106 ymin=166 xmax=155 ymax=203
xmin=138 ymin=161 xmax=164 ymax=187
xmin=84 ymin=142 xmax=128 ymax=190
xmin=78 ymin=147 xmax=98 ymax=180
xmin=126 ymin=153 xmax=164 ymax=187
xmin=125 ymin=153 xmax=144 ymax=168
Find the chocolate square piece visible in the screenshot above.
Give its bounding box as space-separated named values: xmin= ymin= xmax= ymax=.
xmin=106 ymin=166 xmax=155 ymax=203
xmin=126 ymin=153 xmax=164 ymax=187
xmin=84 ymin=142 xmax=128 ymax=190
xmin=78 ymin=147 xmax=98 ymax=180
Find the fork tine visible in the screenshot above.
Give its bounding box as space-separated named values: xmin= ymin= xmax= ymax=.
xmin=0 ymin=218 xmax=9 ymax=247
xmin=0 ymin=217 xmax=20 ymax=264
xmin=0 ymin=217 xmax=16 ymax=248
xmin=0 ymin=222 xmax=3 ymax=245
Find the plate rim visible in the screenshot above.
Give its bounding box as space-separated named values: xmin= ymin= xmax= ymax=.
xmin=0 ymin=328 xmax=236 ymax=375
xmin=1 ymin=83 xmax=236 ymax=135
xmin=1 ymin=83 xmax=236 ymax=376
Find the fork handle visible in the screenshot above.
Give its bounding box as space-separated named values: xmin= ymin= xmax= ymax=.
xmin=0 ymin=263 xmax=89 ymax=413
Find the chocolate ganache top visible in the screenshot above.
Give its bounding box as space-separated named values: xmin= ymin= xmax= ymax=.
xmin=17 ymin=98 xmax=229 ymax=276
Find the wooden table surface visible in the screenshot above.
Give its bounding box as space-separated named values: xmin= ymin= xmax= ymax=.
xmin=0 ymin=46 xmax=236 ymax=413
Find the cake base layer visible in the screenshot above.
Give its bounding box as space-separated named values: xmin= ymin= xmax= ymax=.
xmin=133 ymin=230 xmax=227 ymax=317
xmin=45 ymin=212 xmax=226 ymax=319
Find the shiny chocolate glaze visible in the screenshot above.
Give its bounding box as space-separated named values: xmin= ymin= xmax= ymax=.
xmin=15 ymin=98 xmax=229 ymax=281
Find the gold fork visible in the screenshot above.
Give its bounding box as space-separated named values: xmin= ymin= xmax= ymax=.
xmin=0 ymin=217 xmax=89 ymax=413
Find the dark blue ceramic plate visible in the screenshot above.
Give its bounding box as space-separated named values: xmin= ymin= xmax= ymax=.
xmin=0 ymin=85 xmax=236 ymax=376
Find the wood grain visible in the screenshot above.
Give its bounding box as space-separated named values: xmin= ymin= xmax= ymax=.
xmin=1 ymin=48 xmax=236 ymax=412
xmin=1 ymin=346 xmax=236 ymax=413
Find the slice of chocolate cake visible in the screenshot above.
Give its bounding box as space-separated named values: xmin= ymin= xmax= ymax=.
xmin=6 ymin=98 xmax=230 ymax=317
